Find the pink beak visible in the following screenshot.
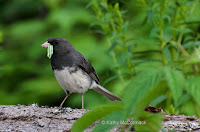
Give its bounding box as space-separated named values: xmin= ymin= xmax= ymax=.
xmin=41 ymin=41 xmax=50 ymax=48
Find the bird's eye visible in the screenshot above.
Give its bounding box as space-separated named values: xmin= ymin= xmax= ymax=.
xmin=55 ymin=40 xmax=59 ymax=44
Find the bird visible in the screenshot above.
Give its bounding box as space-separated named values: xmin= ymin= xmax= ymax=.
xmin=41 ymin=37 xmax=122 ymax=109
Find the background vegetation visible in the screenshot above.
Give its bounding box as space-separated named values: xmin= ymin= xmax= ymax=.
xmin=1 ymin=0 xmax=200 ymax=131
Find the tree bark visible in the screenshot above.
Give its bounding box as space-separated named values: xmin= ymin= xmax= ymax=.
xmin=0 ymin=105 xmax=199 ymax=131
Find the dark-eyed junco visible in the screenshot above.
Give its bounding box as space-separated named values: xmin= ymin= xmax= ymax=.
xmin=41 ymin=37 xmax=122 ymax=109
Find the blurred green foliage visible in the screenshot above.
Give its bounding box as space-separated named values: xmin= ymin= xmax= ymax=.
xmin=72 ymin=0 xmax=200 ymax=131
xmin=0 ymin=0 xmax=114 ymax=108
xmin=1 ymin=0 xmax=200 ymax=131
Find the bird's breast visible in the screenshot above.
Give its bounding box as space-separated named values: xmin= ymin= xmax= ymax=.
xmin=53 ymin=67 xmax=92 ymax=94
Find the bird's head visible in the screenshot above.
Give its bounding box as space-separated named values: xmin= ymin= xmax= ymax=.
xmin=41 ymin=37 xmax=68 ymax=48
xmin=41 ymin=37 xmax=73 ymax=59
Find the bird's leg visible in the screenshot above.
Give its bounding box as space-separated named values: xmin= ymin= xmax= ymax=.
xmin=81 ymin=93 xmax=84 ymax=109
xmin=59 ymin=95 xmax=69 ymax=108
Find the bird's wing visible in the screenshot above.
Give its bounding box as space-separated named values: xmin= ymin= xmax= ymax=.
xmin=77 ymin=55 xmax=100 ymax=84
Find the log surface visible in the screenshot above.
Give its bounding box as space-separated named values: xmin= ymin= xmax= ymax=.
xmin=0 ymin=104 xmax=89 ymax=132
xmin=0 ymin=105 xmax=200 ymax=132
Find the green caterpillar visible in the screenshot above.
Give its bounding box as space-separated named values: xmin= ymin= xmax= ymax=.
xmin=47 ymin=44 xmax=53 ymax=59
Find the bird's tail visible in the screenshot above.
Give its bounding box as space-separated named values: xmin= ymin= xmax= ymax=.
xmin=93 ymin=84 xmax=122 ymax=101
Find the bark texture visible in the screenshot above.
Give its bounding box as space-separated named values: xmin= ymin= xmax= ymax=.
xmin=0 ymin=105 xmax=199 ymax=131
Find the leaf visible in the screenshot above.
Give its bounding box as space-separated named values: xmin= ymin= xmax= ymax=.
xmin=120 ymin=52 xmax=132 ymax=66
xmin=147 ymin=8 xmax=153 ymax=24
xmin=71 ymin=105 xmax=122 ymax=132
xmin=163 ymin=45 xmax=172 ymax=62
xmin=93 ymin=30 xmax=105 ymax=35
xmin=93 ymin=110 xmax=123 ymax=132
xmin=183 ymin=41 xmax=200 ymax=49
xmin=164 ymin=67 xmax=185 ymax=105
xmin=107 ymin=40 xmax=123 ymax=54
xmin=183 ymin=36 xmax=194 ymax=43
xmin=99 ymin=1 xmax=107 ymax=9
xmin=163 ymin=32 xmax=172 ymax=42
xmin=135 ymin=112 xmax=163 ymax=132
xmin=185 ymin=76 xmax=200 ymax=105
xmin=185 ymin=47 xmax=200 ymax=64
xmin=183 ymin=28 xmax=193 ymax=34
xmin=133 ymin=59 xmax=161 ymax=67
xmin=124 ymin=67 xmax=164 ymax=118
xmin=194 ymin=41 xmax=200 ymax=46
xmin=127 ymin=43 xmax=136 ymax=52
xmin=162 ymin=14 xmax=171 ymax=23
xmin=110 ymin=33 xmax=121 ymax=41
xmin=86 ymin=0 xmax=96 ymax=8
xmin=102 ymin=73 xmax=127 ymax=86
xmin=122 ymin=21 xmax=129 ymax=33
xmin=103 ymin=12 xmax=112 ymax=21
xmin=165 ymin=105 xmax=176 ymax=114
xmin=133 ymin=50 xmax=161 ymax=55
xmin=175 ymin=94 xmax=190 ymax=108
xmin=150 ymin=27 xmax=159 ymax=37
xmin=150 ymin=95 xmax=168 ymax=106
xmin=107 ymin=41 xmax=118 ymax=54
xmin=133 ymin=81 xmax=167 ymax=119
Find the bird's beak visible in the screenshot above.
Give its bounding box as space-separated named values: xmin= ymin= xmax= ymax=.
xmin=41 ymin=41 xmax=50 ymax=48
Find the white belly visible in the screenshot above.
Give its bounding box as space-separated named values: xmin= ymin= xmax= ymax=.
xmin=54 ymin=67 xmax=92 ymax=94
